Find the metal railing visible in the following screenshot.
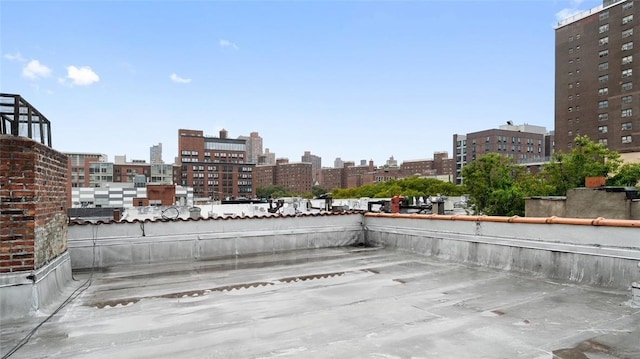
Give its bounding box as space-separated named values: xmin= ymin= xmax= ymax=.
xmin=0 ymin=93 xmax=52 ymax=147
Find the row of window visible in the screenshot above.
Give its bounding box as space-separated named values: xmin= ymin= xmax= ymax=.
xmin=597 ymin=122 xmax=635 ymax=133
xmin=569 ymin=87 xmax=633 ymax=113
xmin=598 ymin=36 xmax=633 ymax=50
xmin=569 ymin=133 xmax=632 ymax=145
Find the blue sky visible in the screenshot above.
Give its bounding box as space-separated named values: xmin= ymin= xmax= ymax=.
xmin=2 ymin=0 xmax=602 ymax=166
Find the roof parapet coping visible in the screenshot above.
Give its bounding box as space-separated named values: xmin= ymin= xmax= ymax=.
xmin=555 ymin=0 xmax=624 ymax=29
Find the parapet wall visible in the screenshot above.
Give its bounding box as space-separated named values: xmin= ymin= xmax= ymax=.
xmin=0 ymin=134 xmax=70 ymax=320
xmin=67 ymin=213 xmax=363 ymax=269
xmin=0 ymin=135 xmax=68 ymax=272
xmin=66 ymin=212 xmax=640 ymax=291
xmin=364 ymin=213 xmax=640 ymax=290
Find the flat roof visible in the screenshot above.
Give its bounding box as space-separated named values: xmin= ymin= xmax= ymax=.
xmin=2 ymin=247 xmax=639 ymax=358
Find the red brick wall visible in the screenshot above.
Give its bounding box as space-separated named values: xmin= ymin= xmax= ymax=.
xmin=146 ymin=185 xmax=176 ymax=205
xmin=0 ymin=135 xmax=68 ymax=273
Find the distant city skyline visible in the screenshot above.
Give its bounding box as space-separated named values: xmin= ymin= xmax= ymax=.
xmin=1 ymin=1 xmax=601 ymax=165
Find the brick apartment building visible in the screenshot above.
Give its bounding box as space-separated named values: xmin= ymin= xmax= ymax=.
xmin=399 ymin=152 xmax=454 ymax=179
xmin=453 ymin=124 xmax=550 ymax=184
xmin=254 ymin=158 xmax=313 ymax=195
xmin=555 ymin=0 xmax=640 ymax=162
xmin=178 ymin=129 xmax=255 ymax=200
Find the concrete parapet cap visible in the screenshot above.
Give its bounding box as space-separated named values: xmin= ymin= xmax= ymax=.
xmin=364 ymin=213 xmax=640 ymax=228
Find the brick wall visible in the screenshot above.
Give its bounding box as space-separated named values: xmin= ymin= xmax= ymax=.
xmin=0 ymin=135 xmax=68 ymax=273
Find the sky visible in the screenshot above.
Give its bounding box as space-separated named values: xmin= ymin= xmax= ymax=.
xmin=1 ymin=0 xmax=604 ymax=167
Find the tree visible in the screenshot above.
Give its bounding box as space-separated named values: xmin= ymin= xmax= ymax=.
xmin=256 ymin=185 xmax=295 ymax=199
xmin=542 ymin=135 xmax=622 ymax=195
xmin=608 ymin=162 xmax=640 ymax=186
xmin=311 ymin=185 xmax=329 ymax=198
xmin=461 ymin=153 xmax=524 ymax=216
xmin=331 ymin=176 xmax=465 ymax=199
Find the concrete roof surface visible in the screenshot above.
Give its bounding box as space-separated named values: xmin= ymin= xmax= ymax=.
xmin=2 ymin=247 xmax=639 ymax=359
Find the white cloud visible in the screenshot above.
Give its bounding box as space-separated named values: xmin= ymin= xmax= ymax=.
xmin=170 ymin=73 xmax=192 ymax=83
xmin=555 ymin=0 xmax=587 ymax=22
xmin=4 ymin=51 xmax=27 ymax=62
xmin=22 ymin=60 xmax=52 ymax=79
xmin=219 ymin=39 xmax=239 ymax=50
xmin=66 ymin=65 xmax=100 ymax=86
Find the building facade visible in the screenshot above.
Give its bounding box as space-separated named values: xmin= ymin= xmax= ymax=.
xmin=555 ymin=0 xmax=640 ymax=160
xmin=66 ymin=152 xmax=108 ymax=188
xmin=254 ymin=159 xmax=313 ymax=195
xmin=238 ymin=132 xmax=263 ymax=164
xmin=150 ymin=143 xmax=163 ymax=164
xmin=178 ymin=129 xmax=255 ymax=201
xmin=258 ymin=147 xmax=276 ymax=165
xmin=301 ymin=151 xmax=322 ymax=182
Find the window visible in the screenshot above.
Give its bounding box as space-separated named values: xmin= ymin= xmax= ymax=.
xmin=623 ymin=28 xmax=633 ymax=38
xmin=569 ymin=59 xmax=573 ymax=65
xmin=599 ymin=75 xmax=609 ymax=83
xmin=622 ymin=69 xmax=633 ymax=78
xmin=568 ymin=95 xmax=573 ymax=101
xmin=622 ymin=42 xmax=633 ymax=51
xmin=576 ymin=34 xmax=581 ymax=39
xmin=569 ymin=71 xmax=573 ymax=77
xmin=599 ymin=36 xmax=609 ymax=45
xmin=599 ymin=113 xmax=609 ymax=121
xmin=599 ymin=24 xmax=609 ymax=33
xmin=622 ymin=14 xmax=633 ymax=24
xmin=598 ymin=100 xmax=608 ymax=109
xmin=622 ymin=82 xmax=633 ymax=91
xmin=598 ymin=87 xmax=609 ymax=96
xmin=622 ymin=122 xmax=633 ymax=130
xmin=599 ymin=49 xmax=609 ymax=57
xmin=623 ymin=95 xmax=633 ymax=104
xmin=623 ymin=1 xmax=634 ymax=10
xmin=623 ymin=55 xmax=633 ymax=65
xmin=598 ymin=125 xmax=608 ymax=133
xmin=598 ymin=62 xmax=609 ymax=70
xmin=622 ymin=108 xmax=633 ymax=117
xmin=569 ymin=35 xmax=574 ymax=42
xmin=600 ymin=11 xmax=609 ymax=21
xmin=622 ymin=135 xmax=632 ymax=144
xmin=599 ymin=139 xmax=608 ymax=146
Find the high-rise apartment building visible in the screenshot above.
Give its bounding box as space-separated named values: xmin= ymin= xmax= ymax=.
xmin=301 ymin=151 xmax=321 ymax=182
xmin=178 ymin=129 xmax=255 ymax=200
xmin=258 ymin=148 xmax=276 ymax=165
xmin=150 ymin=143 xmax=164 ymax=164
xmin=555 ymin=0 xmax=640 ymax=161
xmin=238 ymin=132 xmax=263 ymax=164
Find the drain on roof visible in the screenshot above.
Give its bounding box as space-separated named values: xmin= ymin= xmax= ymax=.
xmin=279 ymin=272 xmax=344 ymax=283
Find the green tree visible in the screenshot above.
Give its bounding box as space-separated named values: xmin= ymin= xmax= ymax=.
xmin=542 ymin=135 xmax=622 ymax=195
xmin=330 ymin=176 xmax=464 ymax=199
xmin=256 ymin=185 xmax=296 ymax=199
xmin=608 ymin=162 xmax=640 ymax=186
xmin=461 ymin=153 xmax=525 ymax=216
xmin=311 ymin=185 xmax=329 ymax=198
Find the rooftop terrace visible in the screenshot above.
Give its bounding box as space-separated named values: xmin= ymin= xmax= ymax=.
xmin=2 ymin=212 xmax=640 ymax=358
xmin=2 ymin=246 xmax=639 ymax=358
